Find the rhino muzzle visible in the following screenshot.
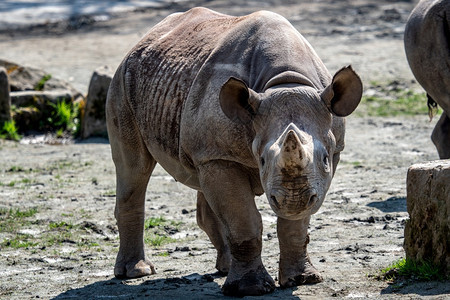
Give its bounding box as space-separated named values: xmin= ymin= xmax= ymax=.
xmin=269 ymin=187 xmax=319 ymax=219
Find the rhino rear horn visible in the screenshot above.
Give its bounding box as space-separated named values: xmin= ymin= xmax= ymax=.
xmin=220 ymin=77 xmax=261 ymax=123
xmin=321 ymin=66 xmax=363 ymax=117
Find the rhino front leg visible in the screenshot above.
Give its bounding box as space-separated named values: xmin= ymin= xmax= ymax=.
xmin=198 ymin=162 xmax=275 ymax=296
xmin=113 ymin=157 xmax=156 ymax=279
xmin=277 ymin=216 xmax=323 ymax=288
xmin=196 ymin=191 xmax=231 ymax=274
xmin=108 ymin=111 xmax=157 ymax=278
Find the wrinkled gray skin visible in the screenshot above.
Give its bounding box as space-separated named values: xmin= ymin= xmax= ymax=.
xmin=106 ymin=7 xmax=362 ymax=296
xmin=404 ymin=0 xmax=450 ymax=159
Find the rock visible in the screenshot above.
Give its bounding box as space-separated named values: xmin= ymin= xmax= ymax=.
xmin=404 ymin=160 xmax=450 ymax=273
xmin=0 ymin=59 xmax=84 ymax=134
xmin=81 ymin=66 xmax=113 ymax=139
xmin=11 ymin=90 xmax=74 ymax=107
xmin=0 ymin=67 xmax=11 ymax=123
xmin=0 ymin=59 xmax=81 ymax=97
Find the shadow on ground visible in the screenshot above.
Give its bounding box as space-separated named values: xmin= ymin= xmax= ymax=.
xmin=381 ymin=280 xmax=450 ymax=297
xmin=367 ymin=196 xmax=407 ymax=213
xmin=53 ymin=272 xmax=301 ymax=299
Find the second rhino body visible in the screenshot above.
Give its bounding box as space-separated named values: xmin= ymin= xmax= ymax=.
xmin=106 ymin=7 xmax=362 ymax=296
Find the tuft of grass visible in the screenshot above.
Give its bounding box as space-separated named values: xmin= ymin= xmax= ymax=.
xmin=145 ymin=216 xmax=167 ymax=229
xmin=0 ymin=208 xmax=39 ymax=248
xmin=0 ymin=207 xmax=38 ymax=219
xmin=156 ymin=251 xmax=170 ymax=257
xmin=0 ymin=207 xmax=38 ymax=233
xmin=143 ymin=216 xmax=179 ymax=247
xmin=46 ymin=100 xmax=81 ymax=137
xmin=380 ymin=258 xmax=446 ymax=282
xmin=144 ymin=234 xmax=175 ymax=247
xmin=2 ymin=234 xmax=38 ymax=249
xmin=49 ymin=221 xmax=73 ymax=230
xmin=0 ymin=120 xmax=21 ymax=141
xmin=34 ymin=74 xmax=52 ymax=91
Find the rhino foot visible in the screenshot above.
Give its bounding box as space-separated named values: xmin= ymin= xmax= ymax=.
xmin=215 ymin=249 xmax=231 ymax=275
xmin=279 ymin=261 xmax=323 ymax=288
xmin=114 ymin=259 xmax=156 ymax=279
xmin=222 ymin=264 xmax=275 ymax=296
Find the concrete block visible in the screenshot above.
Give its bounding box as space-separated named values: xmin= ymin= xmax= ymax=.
xmin=404 ymin=160 xmax=450 ymax=273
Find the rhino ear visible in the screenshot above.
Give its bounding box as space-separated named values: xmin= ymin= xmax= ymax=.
xmin=321 ymin=66 xmax=363 ymax=117
xmin=220 ymin=77 xmax=261 ymax=123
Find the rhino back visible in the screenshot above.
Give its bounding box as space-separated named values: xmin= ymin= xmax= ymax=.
xmin=405 ymin=0 xmax=450 ymax=112
xmin=122 ymin=8 xmax=241 ymax=159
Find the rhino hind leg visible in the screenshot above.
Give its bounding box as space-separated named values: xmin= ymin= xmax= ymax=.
xmin=431 ymin=112 xmax=450 ymax=159
xmin=196 ymin=191 xmax=231 ymax=274
xmin=198 ymin=162 xmax=275 ymax=296
xmin=107 ymin=79 xmax=157 ymax=279
xmin=277 ymin=216 xmax=323 ymax=288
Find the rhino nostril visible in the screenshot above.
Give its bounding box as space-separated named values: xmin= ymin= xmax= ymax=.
xmin=307 ymin=194 xmax=318 ymax=208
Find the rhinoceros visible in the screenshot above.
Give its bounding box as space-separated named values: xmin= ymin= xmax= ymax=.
xmin=404 ymin=0 xmax=450 ymax=159
xmin=106 ymin=7 xmax=362 ymax=296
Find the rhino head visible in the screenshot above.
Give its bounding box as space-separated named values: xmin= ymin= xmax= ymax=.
xmin=220 ymin=66 xmax=362 ymax=220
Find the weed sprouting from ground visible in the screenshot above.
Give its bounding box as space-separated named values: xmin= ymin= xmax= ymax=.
xmin=144 ymin=216 xmax=180 ymax=247
xmin=145 ymin=216 xmax=167 ymax=229
xmin=0 ymin=207 xmax=39 ymax=247
xmin=0 ymin=120 xmax=21 ymax=141
xmin=379 ymin=258 xmax=447 ymax=282
xmin=49 ymin=100 xmax=81 ymax=136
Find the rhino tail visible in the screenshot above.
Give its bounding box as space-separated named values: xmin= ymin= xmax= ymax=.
xmin=427 ymin=93 xmax=438 ymax=122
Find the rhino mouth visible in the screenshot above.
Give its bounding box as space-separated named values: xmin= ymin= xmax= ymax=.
xmin=268 ymin=189 xmax=319 ymax=218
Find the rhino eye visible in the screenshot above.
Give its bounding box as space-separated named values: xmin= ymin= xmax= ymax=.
xmin=260 ymin=157 xmax=265 ymax=167
xmin=323 ymin=155 xmax=330 ymax=171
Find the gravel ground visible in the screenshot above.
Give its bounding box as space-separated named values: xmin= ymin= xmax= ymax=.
xmin=0 ymin=0 xmax=449 ymax=299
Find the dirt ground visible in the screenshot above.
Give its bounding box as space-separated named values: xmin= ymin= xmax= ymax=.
xmin=0 ymin=0 xmax=449 ymax=299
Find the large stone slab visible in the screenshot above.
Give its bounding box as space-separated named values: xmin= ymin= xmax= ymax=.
xmin=404 ymin=160 xmax=450 ymax=273
xmin=0 ymin=67 xmax=11 ymax=123
xmin=81 ymin=66 xmax=113 ymax=139
xmin=0 ymin=59 xmax=81 ymax=97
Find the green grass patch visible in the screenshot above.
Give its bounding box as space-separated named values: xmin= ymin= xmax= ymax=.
xmin=359 ymin=92 xmax=428 ymax=117
xmin=0 ymin=120 xmax=21 ymax=141
xmin=380 ymin=258 xmax=447 ymax=282
xmin=49 ymin=221 xmax=73 ymax=230
xmin=0 ymin=207 xmax=40 ymax=248
xmin=0 ymin=207 xmax=38 ymax=233
xmin=156 ymin=251 xmax=170 ymax=257
xmin=0 ymin=207 xmax=38 ymax=219
xmin=354 ymin=81 xmax=442 ymax=117
xmin=144 ymin=233 xmax=176 ymax=247
xmin=145 ymin=216 xmax=167 ymax=229
xmin=144 ymin=216 xmax=180 ymax=248
xmin=1 ymin=234 xmax=38 ymax=249
xmin=48 ymin=100 xmax=81 ymax=136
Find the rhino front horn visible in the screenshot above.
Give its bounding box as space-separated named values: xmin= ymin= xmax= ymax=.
xmin=281 ymin=130 xmax=307 ymax=169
